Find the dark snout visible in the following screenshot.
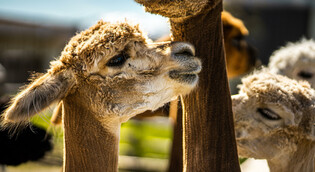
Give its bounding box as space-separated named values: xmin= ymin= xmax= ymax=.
xmin=171 ymin=41 xmax=195 ymax=57
xmin=169 ymin=42 xmax=202 ymax=84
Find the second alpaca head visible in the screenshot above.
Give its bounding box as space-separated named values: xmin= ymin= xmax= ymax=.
xmin=232 ymin=71 xmax=315 ymax=171
xmin=268 ymin=38 xmax=315 ymax=88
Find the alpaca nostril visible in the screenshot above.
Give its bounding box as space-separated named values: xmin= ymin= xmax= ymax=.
xmin=171 ymin=42 xmax=195 ymax=57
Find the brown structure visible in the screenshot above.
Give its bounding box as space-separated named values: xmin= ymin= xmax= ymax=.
xmin=135 ymin=0 xmax=240 ymax=171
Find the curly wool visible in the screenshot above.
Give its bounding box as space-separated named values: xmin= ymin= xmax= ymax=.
xmin=239 ymin=70 xmax=315 ymax=126
xmin=135 ymin=0 xmax=220 ymax=19
xmin=49 ymin=20 xmax=148 ymax=74
xmin=268 ymin=38 xmax=315 ymax=77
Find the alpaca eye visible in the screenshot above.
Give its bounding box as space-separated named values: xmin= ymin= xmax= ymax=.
xmin=106 ymin=52 xmax=129 ymax=67
xmin=297 ymin=71 xmax=313 ymax=79
xmin=257 ymin=108 xmax=281 ymax=120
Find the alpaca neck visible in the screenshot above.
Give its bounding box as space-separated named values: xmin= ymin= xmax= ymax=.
xmin=62 ymin=95 xmax=120 ymax=172
xmin=169 ymin=2 xmax=240 ymax=171
xmin=267 ymin=141 xmax=314 ymax=172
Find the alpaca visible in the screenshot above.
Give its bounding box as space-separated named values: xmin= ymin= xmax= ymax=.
xmin=268 ymin=39 xmax=315 ymax=88
xmin=232 ymin=71 xmax=315 ymax=172
xmin=1 ymin=20 xmax=201 ymax=171
xmin=135 ymin=0 xmax=241 ymax=171
xmin=221 ymin=11 xmax=258 ymax=79
xmin=77 ymin=10 xmax=258 ymax=122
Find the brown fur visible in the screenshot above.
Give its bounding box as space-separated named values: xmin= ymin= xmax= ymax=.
xmin=132 ymin=15 xmax=258 ymax=161
xmin=136 ymin=1 xmax=241 ymax=171
xmin=127 ymin=9 xmax=256 ymax=172
xmin=2 ymin=20 xmax=201 ymax=171
xmin=134 ymin=11 xmax=257 ymax=127
xmin=222 ymin=11 xmax=258 ymax=78
xmin=156 ymin=11 xmax=258 ymax=79
xmin=135 ymin=11 xmax=257 ymax=122
xmin=134 ymin=0 xmax=220 ymax=19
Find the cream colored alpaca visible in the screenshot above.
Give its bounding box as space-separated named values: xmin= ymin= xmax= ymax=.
xmin=2 ymin=20 xmax=201 ymax=172
xmin=232 ymin=71 xmax=315 ymax=172
xmin=268 ymin=39 xmax=315 ymax=87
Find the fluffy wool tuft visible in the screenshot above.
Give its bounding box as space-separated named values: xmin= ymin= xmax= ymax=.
xmin=268 ymin=38 xmax=315 ymax=87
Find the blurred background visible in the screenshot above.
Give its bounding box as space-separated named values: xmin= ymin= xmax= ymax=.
xmin=0 ymin=0 xmax=314 ymax=171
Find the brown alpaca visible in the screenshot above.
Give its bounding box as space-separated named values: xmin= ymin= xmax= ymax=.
xmin=221 ymin=11 xmax=258 ymax=78
xmin=2 ymin=21 xmax=201 ymax=171
xmin=135 ymin=0 xmax=240 ymax=171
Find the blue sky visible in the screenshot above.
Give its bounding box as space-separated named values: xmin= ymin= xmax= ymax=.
xmin=0 ymin=0 xmax=170 ymax=38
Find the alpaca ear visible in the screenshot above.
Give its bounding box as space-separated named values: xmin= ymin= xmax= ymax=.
xmin=3 ymin=70 xmax=75 ymax=123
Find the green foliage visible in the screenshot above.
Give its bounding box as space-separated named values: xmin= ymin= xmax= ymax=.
xmin=239 ymin=158 xmax=247 ymax=164
xmin=31 ymin=111 xmax=247 ymax=163
xmin=120 ymin=119 xmax=172 ymax=159
xmin=31 ymin=112 xmax=173 ymax=159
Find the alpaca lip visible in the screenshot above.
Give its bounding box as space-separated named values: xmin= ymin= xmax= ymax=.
xmin=169 ymin=66 xmax=201 ymax=76
xmin=169 ymin=69 xmax=200 ymax=84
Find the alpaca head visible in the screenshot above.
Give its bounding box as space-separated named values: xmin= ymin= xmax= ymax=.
xmin=268 ymin=39 xmax=315 ymax=88
xmin=3 ymin=20 xmax=201 ymax=124
xmin=232 ymin=71 xmax=315 ymax=160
